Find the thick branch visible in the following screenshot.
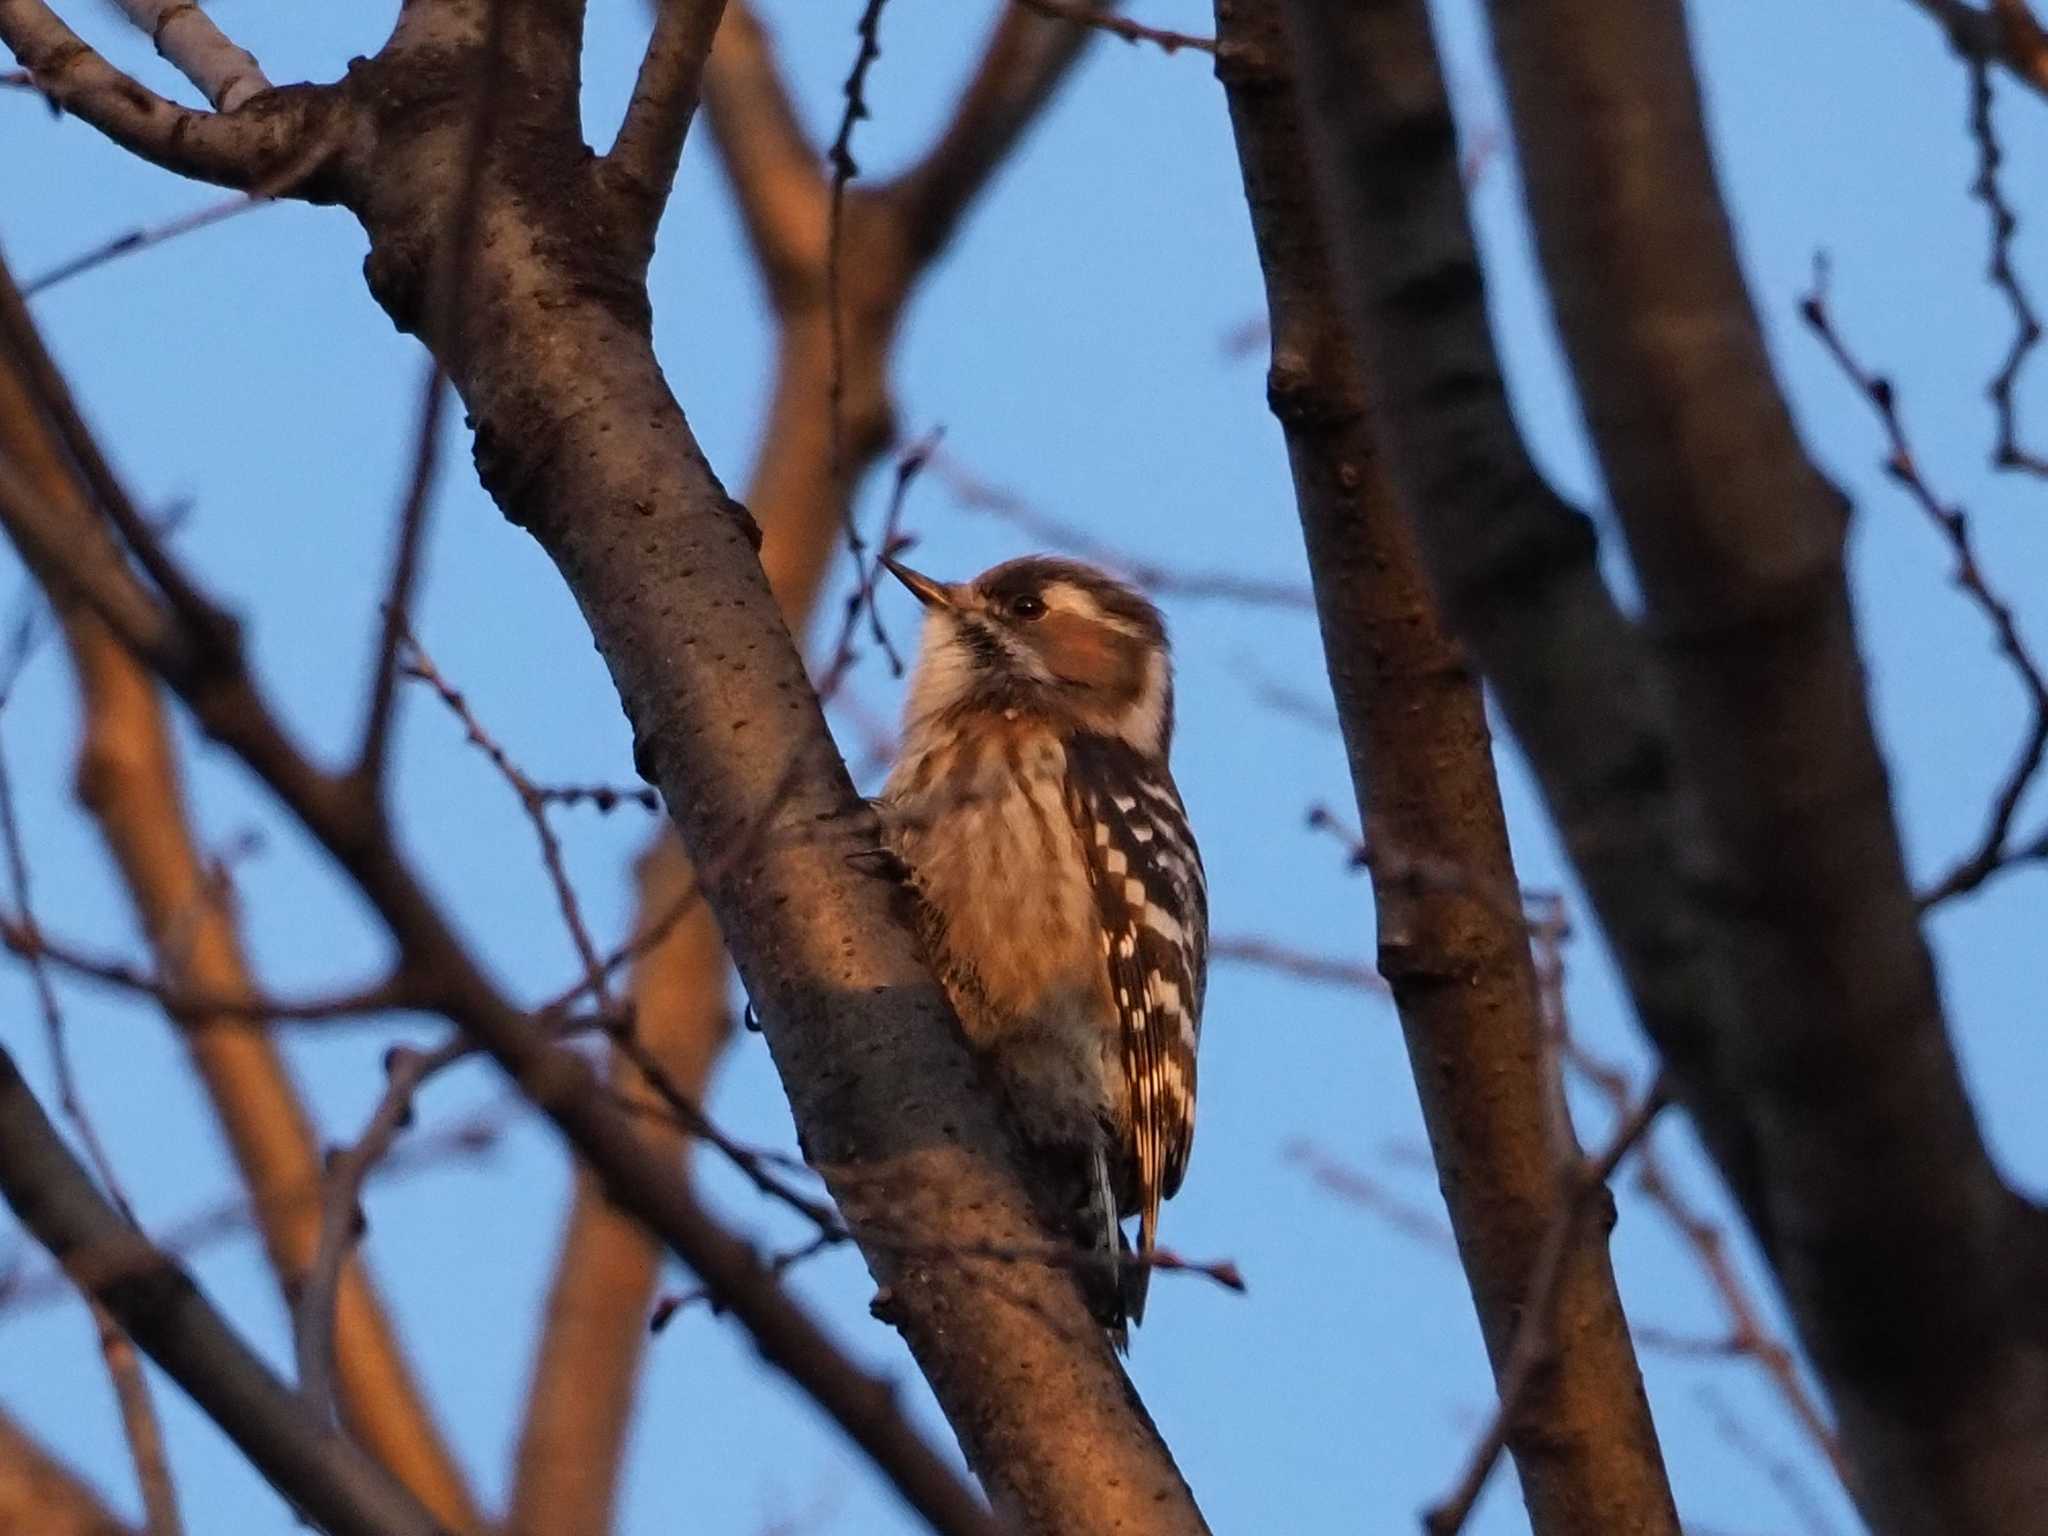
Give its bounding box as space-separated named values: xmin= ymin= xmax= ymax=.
xmin=508 ymin=5 xmax=1110 ymax=1502
xmin=1213 ymin=6 xmax=1677 ymax=1530
xmin=327 ymin=32 xmax=1206 ymax=1527
xmin=1254 ymin=0 xmax=1772 ymax=1233
xmin=1476 ymin=1 xmax=2048 ymax=1527
xmin=0 ymin=1048 xmax=448 ymax=1536
xmin=0 ymin=256 xmax=1001 ymax=1536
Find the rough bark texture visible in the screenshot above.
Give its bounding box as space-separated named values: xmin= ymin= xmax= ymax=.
xmin=1267 ymin=0 xmax=1765 ymax=1228
xmin=1272 ymin=0 xmax=2048 ymax=1528
xmin=1213 ymin=5 xmax=1679 ymax=1532
xmin=1480 ymin=5 xmax=2048 ymax=1530
xmin=505 ymin=6 xmax=1148 ymax=1530
xmin=0 ymin=2 xmax=1207 ymax=1529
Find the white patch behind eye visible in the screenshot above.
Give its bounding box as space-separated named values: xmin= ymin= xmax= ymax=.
xmin=1040 ymin=580 xmax=1146 ymax=639
xmin=1116 ymin=648 xmax=1172 ymax=756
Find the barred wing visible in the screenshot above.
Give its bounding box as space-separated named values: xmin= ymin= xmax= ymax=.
xmin=1064 ymin=734 xmax=1208 ymax=1255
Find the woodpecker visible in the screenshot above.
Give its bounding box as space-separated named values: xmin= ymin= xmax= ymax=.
xmin=877 ymin=552 xmax=1207 ymax=1348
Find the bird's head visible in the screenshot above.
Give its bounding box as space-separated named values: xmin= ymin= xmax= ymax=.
xmin=883 ymin=553 xmax=1174 ymax=755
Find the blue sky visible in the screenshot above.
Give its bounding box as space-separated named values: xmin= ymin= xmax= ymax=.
xmin=2 ymin=1 xmax=2044 ymax=1532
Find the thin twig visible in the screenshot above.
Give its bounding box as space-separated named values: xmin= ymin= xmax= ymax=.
xmin=92 ymin=1300 xmax=185 ymax=1536
xmin=399 ymin=624 xmax=614 ymax=1008
xmin=931 ymin=447 xmax=1315 ymax=609
xmin=295 ymin=1037 xmax=469 ymax=1427
xmin=0 ymin=738 xmax=132 ymax=1218
xmin=1012 ymin=0 xmax=1216 ymax=54
xmin=1211 ymin=935 xmax=1384 ymax=991
xmin=1800 ymin=264 xmax=2048 ymax=906
xmin=24 ymin=194 xmax=268 ymax=297
xmin=1284 ymin=1139 xmax=1453 ymax=1251
xmin=356 ymin=361 xmax=447 ymax=787
xmin=1965 ymin=56 xmax=2048 ymax=478
xmin=815 ymin=431 xmax=934 ymax=699
xmin=825 ymin=0 xmax=891 ymax=518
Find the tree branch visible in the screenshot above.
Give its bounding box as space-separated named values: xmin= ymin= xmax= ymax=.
xmin=0 ymin=261 xmax=1011 ymax=1536
xmin=0 ymin=1405 xmax=136 ymax=1536
xmin=0 ymin=1 xmax=332 ymax=190
xmin=1214 ymin=7 xmax=1677 ymax=1530
xmin=1472 ymin=0 xmax=2048 ymax=1526
xmin=0 ymin=1047 xmax=450 ymax=1536
xmin=505 ymin=837 xmax=730 ymax=1536
xmin=111 ymin=0 xmax=269 ymax=111
xmin=891 ymin=1 xmax=1114 ymax=261
xmin=22 ymin=12 xmax=1208 ymax=1526
xmin=0 ymin=272 xmax=485 ymax=1532
xmin=1906 ymin=0 xmax=2048 ymax=99
xmin=89 ymin=1300 xmax=184 ymax=1536
xmin=607 ymin=0 xmax=728 ymax=250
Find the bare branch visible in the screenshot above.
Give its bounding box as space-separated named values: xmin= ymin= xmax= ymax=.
xmin=1800 ymin=270 xmax=2048 ymax=908
xmin=1424 ymin=1079 xmax=1670 ymax=1536
xmin=608 ymin=0 xmax=728 ymax=245
xmin=296 ymin=1038 xmax=467 ymax=1430
xmin=892 ymin=1 xmax=1115 ymax=258
xmin=1906 ymin=0 xmax=2048 ymax=99
xmin=399 ymin=625 xmax=614 ymax=1002
xmin=0 ymin=1405 xmax=136 ymax=1536
xmin=0 ymin=735 xmax=131 ymax=1218
xmin=1210 ymin=935 xmax=1383 ymax=991
xmin=0 ymin=313 xmax=1009 ymax=1536
xmin=699 ymin=1 xmax=830 ymax=294
xmin=1963 ymin=56 xmax=2048 ymax=478
xmin=0 ymin=278 xmax=484 ymax=1529
xmin=356 ymin=362 xmax=448 ymax=791
xmin=1012 ymin=0 xmax=1213 ymax=57
xmin=1219 ymin=7 xmax=1677 ymax=1530
xmin=0 ymin=1 xmax=331 ymax=190
xmin=24 ymin=195 xmax=268 ymax=298
xmin=110 ymin=0 xmax=268 ymax=111
xmin=89 ymin=1301 xmax=184 ymax=1536
xmin=1469 ymin=0 xmax=2048 ymax=1523
xmin=506 ymin=837 xmax=729 ymax=1536
xmin=0 ymin=1047 xmax=450 ymax=1536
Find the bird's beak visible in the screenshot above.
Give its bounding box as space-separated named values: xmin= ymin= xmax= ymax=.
xmin=880 ymin=554 xmax=954 ymax=610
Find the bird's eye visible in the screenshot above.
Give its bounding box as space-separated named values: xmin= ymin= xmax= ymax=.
xmin=1009 ymin=593 xmax=1047 ymax=621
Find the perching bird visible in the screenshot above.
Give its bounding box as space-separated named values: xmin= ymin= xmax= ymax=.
xmin=877 ymin=553 xmax=1207 ymax=1348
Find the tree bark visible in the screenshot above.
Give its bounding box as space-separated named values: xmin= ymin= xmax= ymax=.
xmin=1213 ymin=5 xmax=1679 ymax=1532
xmin=1273 ymin=0 xmax=2048 ymax=1527
xmin=0 ymin=2 xmax=1207 ymax=1528
xmin=1481 ymin=5 xmax=2048 ymax=1530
